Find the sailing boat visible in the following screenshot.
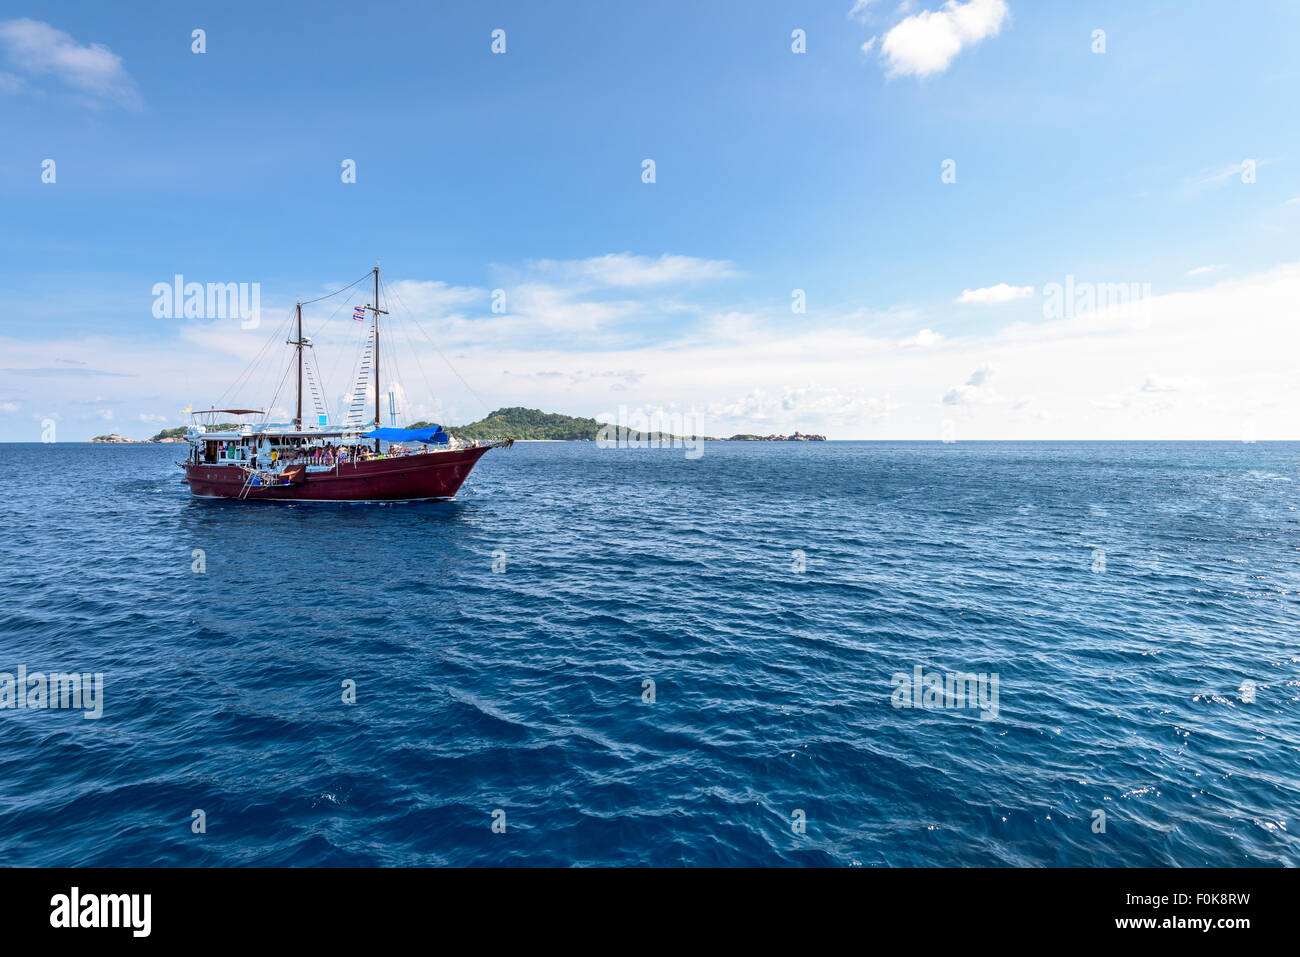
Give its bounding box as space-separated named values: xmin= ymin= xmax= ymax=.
xmin=180 ymin=264 xmax=508 ymax=502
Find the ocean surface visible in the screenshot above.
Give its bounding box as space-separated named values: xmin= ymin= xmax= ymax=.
xmin=0 ymin=440 xmax=1297 ymax=867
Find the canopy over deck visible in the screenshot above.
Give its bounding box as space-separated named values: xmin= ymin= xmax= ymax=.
xmin=361 ymin=426 xmax=450 ymax=444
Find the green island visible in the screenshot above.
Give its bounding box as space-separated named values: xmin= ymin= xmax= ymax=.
xmin=412 ymin=407 xmax=694 ymax=441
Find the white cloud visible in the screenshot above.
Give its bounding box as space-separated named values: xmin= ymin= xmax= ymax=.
xmin=0 ymin=18 xmax=140 ymax=108
xmin=879 ymin=0 xmax=1009 ymax=78
xmin=11 ymin=259 xmax=1300 ymax=441
xmin=1140 ymin=375 xmax=1179 ymax=393
xmin=861 ymin=36 xmax=878 ymax=54
xmin=942 ymin=364 xmax=1000 ymax=405
xmin=957 ymin=282 xmax=1033 ymax=304
xmin=1186 ymin=265 xmax=1217 ymax=276
xmin=899 ymin=328 xmax=944 ymax=348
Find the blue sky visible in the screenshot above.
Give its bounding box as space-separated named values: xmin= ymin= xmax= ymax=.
xmin=3 ymin=0 xmax=1300 ymax=440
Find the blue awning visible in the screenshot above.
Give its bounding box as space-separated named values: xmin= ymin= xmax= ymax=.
xmin=360 ymin=426 xmax=450 ymax=444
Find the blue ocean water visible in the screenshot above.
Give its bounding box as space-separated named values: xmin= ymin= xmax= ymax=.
xmin=0 ymin=440 xmax=1297 ymax=867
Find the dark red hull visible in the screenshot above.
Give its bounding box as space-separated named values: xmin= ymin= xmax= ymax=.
xmin=183 ymin=445 xmax=493 ymax=502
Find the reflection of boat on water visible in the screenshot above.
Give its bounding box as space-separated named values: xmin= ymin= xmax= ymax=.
xmin=180 ymin=264 xmax=509 ymax=502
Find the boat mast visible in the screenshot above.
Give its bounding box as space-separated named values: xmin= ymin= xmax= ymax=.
xmin=294 ymin=301 xmax=303 ymax=430
xmin=374 ymin=265 xmax=380 ymax=450
xmin=287 ymin=301 xmax=307 ymax=430
xmin=367 ymin=262 xmax=388 ymax=452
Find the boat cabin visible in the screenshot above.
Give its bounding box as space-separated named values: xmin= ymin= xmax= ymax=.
xmin=185 ymin=411 xmax=453 ymax=473
xmin=189 ymin=425 xmax=373 ymax=468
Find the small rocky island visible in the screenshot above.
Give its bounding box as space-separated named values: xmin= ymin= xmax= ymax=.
xmin=89 ymin=429 xmax=185 ymax=443
xmin=725 ymin=431 xmax=827 ymax=442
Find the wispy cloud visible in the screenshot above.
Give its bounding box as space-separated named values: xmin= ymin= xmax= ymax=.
xmin=1186 ymin=265 xmax=1217 ymax=276
xmin=503 ymin=368 xmax=645 ymax=389
xmin=1 ymin=366 xmax=135 ymax=377
xmin=878 ymin=0 xmax=1009 ymax=79
xmin=1182 ymin=157 xmax=1282 ymax=193
xmin=526 ymin=253 xmax=741 ymax=288
xmin=0 ymin=18 xmax=141 ymax=108
xmin=384 ymin=279 xmax=484 ymax=316
xmin=1183 ymin=163 xmax=1244 ymax=190
xmin=848 ymin=0 xmax=879 ymax=22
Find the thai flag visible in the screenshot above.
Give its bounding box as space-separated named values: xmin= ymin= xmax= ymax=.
xmin=353 ymin=306 xmax=366 ymax=321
